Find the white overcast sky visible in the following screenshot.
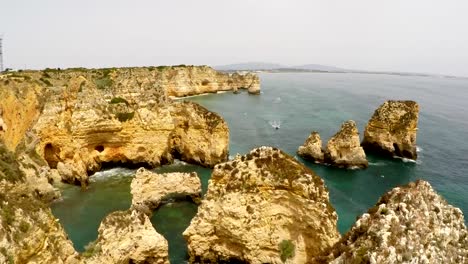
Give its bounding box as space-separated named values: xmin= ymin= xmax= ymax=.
xmin=1 ymin=0 xmax=467 ymax=76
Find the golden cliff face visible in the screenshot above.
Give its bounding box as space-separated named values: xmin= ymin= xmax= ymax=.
xmin=0 ymin=66 xmax=247 ymax=186
xmin=155 ymin=65 xmax=260 ymax=97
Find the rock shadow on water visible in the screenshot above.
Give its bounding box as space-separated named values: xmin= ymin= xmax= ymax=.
xmin=150 ymin=201 xmax=198 ymax=264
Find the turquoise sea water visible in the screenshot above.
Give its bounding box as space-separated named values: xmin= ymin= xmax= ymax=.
xmin=51 ymin=73 xmax=468 ymax=263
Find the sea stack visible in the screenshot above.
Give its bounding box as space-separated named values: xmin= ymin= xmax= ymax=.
xmin=325 ymin=120 xmax=368 ymax=169
xmin=321 ymin=180 xmax=468 ymax=263
xmin=297 ymin=131 xmax=325 ymax=163
xmin=183 ymin=146 xmax=340 ymax=263
xmin=361 ymin=100 xmax=419 ymax=160
xmin=298 ymin=120 xmax=368 ymax=169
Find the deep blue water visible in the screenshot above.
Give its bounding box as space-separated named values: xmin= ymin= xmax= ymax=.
xmin=52 ymin=73 xmax=468 ymax=263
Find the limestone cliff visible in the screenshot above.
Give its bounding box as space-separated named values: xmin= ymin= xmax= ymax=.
xmin=154 ymin=65 xmax=260 ymax=97
xmin=131 ymin=168 xmax=202 ymax=213
xmin=183 ymin=146 xmax=340 ymax=263
xmin=362 ymin=100 xmax=419 ymax=160
xmin=0 ymin=67 xmax=232 ymax=186
xmin=320 ymin=180 xmax=468 ymax=264
xmin=0 ymin=66 xmax=241 ymax=262
xmin=84 ymin=210 xmax=169 ymax=264
xmin=325 ymin=120 xmax=368 ymax=169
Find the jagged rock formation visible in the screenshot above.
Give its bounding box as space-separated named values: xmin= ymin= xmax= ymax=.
xmin=0 ymin=143 xmax=79 ymax=264
xmin=325 ymin=120 xmax=368 ymax=169
xmin=362 ymin=100 xmax=419 ymax=160
xmin=0 ymin=67 xmax=234 ymax=186
xmin=298 ymin=121 xmax=367 ymax=169
xmin=297 ymin=131 xmax=324 ymax=163
xmin=320 ymin=180 xmax=468 ymax=264
xmin=84 ymin=209 xmax=169 ymax=264
xmin=183 ymin=146 xmax=340 ymax=263
xmin=131 ymin=168 xmax=202 ymax=213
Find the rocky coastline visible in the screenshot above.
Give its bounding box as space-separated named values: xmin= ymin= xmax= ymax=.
xmin=1 ymin=67 xmax=466 ymax=264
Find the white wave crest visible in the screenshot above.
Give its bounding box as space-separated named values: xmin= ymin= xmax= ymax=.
xmin=368 ymin=161 xmax=387 ymax=166
xmin=172 ymin=159 xmax=188 ymax=166
xmin=90 ymin=167 xmax=136 ymax=182
xmin=416 ymin=146 xmax=423 ymax=153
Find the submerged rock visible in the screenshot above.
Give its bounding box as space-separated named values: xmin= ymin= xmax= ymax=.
xmin=325 ymin=120 xmax=368 ymax=169
xmin=130 ymin=168 xmax=202 ymax=213
xmin=183 ymin=146 xmax=340 ymax=263
xmin=362 ymin=100 xmax=419 ymax=160
xmin=297 ymin=131 xmax=325 ymax=163
xmin=321 ymin=180 xmax=468 ymax=264
xmin=85 ymin=209 xmax=169 ymax=264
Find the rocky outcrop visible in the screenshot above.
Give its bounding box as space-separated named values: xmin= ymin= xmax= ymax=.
xmin=297 ymin=131 xmax=324 ymax=163
xmin=131 ymin=168 xmax=202 ymax=213
xmin=183 ymin=146 xmax=340 ymax=263
xmin=0 ymin=144 xmax=79 ymax=264
xmin=325 ymin=120 xmax=368 ymax=169
xmin=321 ymin=180 xmax=468 ymax=264
xmin=84 ymin=209 xmax=169 ymax=264
xmin=362 ymin=100 xmax=419 ymax=160
xmin=156 ymin=66 xmax=260 ymax=97
xmin=298 ymin=121 xmax=367 ymax=169
xmin=2 ymin=67 xmax=231 ymax=186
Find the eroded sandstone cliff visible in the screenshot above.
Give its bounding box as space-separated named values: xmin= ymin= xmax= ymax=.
xmin=0 ymin=66 xmax=246 ymax=263
xmin=183 ymin=146 xmax=340 ymax=263
xmin=0 ymin=67 xmax=239 ymax=186
xmin=362 ymin=100 xmax=419 ymax=160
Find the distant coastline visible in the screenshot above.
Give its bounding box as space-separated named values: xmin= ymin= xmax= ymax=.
xmin=215 ymin=62 xmax=468 ymax=79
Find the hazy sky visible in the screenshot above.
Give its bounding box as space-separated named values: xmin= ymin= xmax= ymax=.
xmin=1 ymin=0 xmax=467 ymax=76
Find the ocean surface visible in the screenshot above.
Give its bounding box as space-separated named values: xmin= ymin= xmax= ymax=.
xmin=51 ymin=73 xmax=468 ymax=263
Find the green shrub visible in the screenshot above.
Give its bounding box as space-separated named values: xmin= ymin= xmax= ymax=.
xmin=94 ymin=77 xmax=113 ymax=90
xmin=109 ymin=97 xmax=129 ymax=105
xmin=0 ymin=143 xmax=25 ymax=183
xmin=1 ymin=206 xmax=15 ymax=226
xmin=115 ymin=112 xmax=134 ymax=122
xmin=82 ymin=240 xmax=101 ymax=258
xmin=39 ymin=77 xmax=53 ymax=87
xmin=42 ymin=71 xmax=51 ymax=78
xmin=279 ymin=239 xmax=295 ymax=262
xmin=19 ymin=220 xmax=30 ymax=233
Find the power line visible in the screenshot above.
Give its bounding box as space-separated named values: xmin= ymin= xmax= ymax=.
xmin=0 ymin=37 xmax=3 ymax=72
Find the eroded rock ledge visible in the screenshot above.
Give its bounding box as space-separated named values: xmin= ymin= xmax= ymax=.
xmin=183 ymin=146 xmax=340 ymax=263
xmin=131 ymin=167 xmax=202 ymax=214
xmin=320 ymin=180 xmax=468 ymax=264
xmin=362 ymin=100 xmax=419 ymax=160
xmin=298 ymin=120 xmax=368 ymax=169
